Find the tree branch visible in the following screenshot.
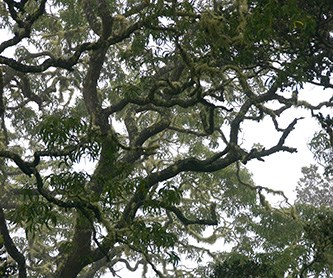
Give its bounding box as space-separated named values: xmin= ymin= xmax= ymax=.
xmin=0 ymin=206 xmax=27 ymax=278
xmin=2 ymin=0 xmax=47 ymax=50
xmin=242 ymin=117 xmax=302 ymax=164
xmin=149 ymin=200 xmax=218 ymax=226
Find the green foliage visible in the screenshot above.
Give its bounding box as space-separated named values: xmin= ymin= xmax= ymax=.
xmin=47 ymin=171 xmax=89 ymax=196
xmin=296 ymin=164 xmax=333 ymax=207
xmin=9 ymin=106 xmax=38 ymax=136
xmin=304 ymin=209 xmax=333 ymax=271
xmin=210 ymin=253 xmax=280 ymax=278
xmin=209 ymin=204 xmax=333 ymax=278
xmin=130 ymin=221 xmax=177 ymax=251
xmin=0 ymin=240 xmax=17 ymax=278
xmin=309 ymin=130 xmax=333 ymax=177
xmin=9 ymin=197 xmax=57 ymax=234
xmin=37 ymin=111 xmax=100 ymax=164
xmin=158 ymin=186 xmax=182 ymax=206
xmin=208 ymin=166 xmax=333 ymax=278
xmin=0 ymin=0 xmax=332 ymax=277
xmin=38 ymin=113 xmax=87 ymax=148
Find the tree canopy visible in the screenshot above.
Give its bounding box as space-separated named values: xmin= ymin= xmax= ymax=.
xmin=209 ymin=159 xmax=333 ymax=278
xmin=0 ymin=0 xmax=332 ymax=277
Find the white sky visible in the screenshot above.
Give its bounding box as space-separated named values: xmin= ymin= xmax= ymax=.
xmin=245 ymin=84 xmax=333 ymax=202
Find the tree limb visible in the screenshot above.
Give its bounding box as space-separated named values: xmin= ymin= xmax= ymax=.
xmin=0 ymin=206 xmax=27 ymax=278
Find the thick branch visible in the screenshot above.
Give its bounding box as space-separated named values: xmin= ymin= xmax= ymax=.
xmin=1 ymin=0 xmax=47 ymax=53
xmin=119 ymin=147 xmax=233 ymax=226
xmin=56 ymin=211 xmax=93 ymax=278
xmin=0 ymin=150 xmax=37 ymax=176
xmin=96 ymin=0 xmax=113 ymax=39
xmin=0 ymin=207 xmax=27 ymax=278
xmin=82 ymin=46 xmax=108 ymax=130
xmin=242 ymin=118 xmax=301 ymax=164
xmin=135 ymin=114 xmax=171 ymax=146
xmin=0 ymin=41 xmax=100 ymax=72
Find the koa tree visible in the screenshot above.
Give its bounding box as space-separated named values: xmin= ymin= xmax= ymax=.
xmin=0 ymin=0 xmax=332 ymax=277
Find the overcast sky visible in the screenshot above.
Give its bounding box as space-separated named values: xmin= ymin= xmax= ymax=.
xmin=245 ymin=84 xmax=333 ymax=202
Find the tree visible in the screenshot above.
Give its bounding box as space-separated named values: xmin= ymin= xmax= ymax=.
xmin=208 ymin=204 xmax=333 ymax=278
xmin=208 ymin=166 xmax=333 ymax=278
xmin=209 ymin=129 xmax=333 ymax=278
xmin=0 ymin=0 xmax=332 ymax=277
xmin=293 ymin=157 xmax=333 ymax=277
xmin=296 ymin=164 xmax=333 ymax=207
xmin=0 ymin=237 xmax=17 ymax=278
xmin=309 ymin=114 xmax=333 ymax=177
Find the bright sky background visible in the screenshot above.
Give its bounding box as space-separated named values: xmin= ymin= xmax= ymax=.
xmin=245 ymin=84 xmax=333 ymax=202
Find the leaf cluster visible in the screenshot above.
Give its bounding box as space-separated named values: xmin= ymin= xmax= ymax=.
xmin=0 ymin=0 xmax=332 ymax=277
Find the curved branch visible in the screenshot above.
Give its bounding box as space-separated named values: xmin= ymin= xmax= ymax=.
xmin=0 ymin=207 xmax=27 ymax=278
xmin=0 ymin=150 xmax=36 ymax=176
xmin=33 ymin=169 xmax=102 ymax=221
xmin=135 ymin=114 xmax=171 ymax=146
xmin=150 ymin=201 xmax=218 ymax=226
xmin=105 ymin=81 xmax=201 ymax=115
xmin=0 ymin=41 xmax=101 ymax=72
xmin=1 ymin=0 xmax=47 ymax=53
xmin=0 ymin=150 xmax=102 ymax=222
xmin=242 ymin=117 xmax=301 ymax=164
